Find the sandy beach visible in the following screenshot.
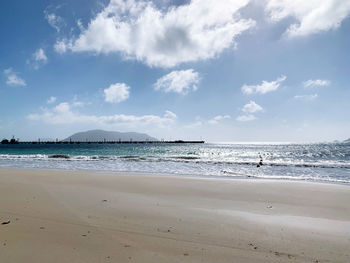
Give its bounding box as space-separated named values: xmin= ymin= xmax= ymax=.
xmin=0 ymin=169 xmax=349 ymax=263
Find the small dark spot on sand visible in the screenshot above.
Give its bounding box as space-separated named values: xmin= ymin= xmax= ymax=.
xmin=124 ymin=244 xmax=131 ymax=248
xmin=102 ymin=200 xmax=108 ymax=202
xmin=267 ymin=205 xmax=273 ymax=209
xmin=254 ymin=246 xmax=258 ymax=250
xmin=274 ymin=252 xmax=280 ymax=256
xmin=167 ymin=229 xmax=171 ymax=232
xmin=40 ymin=227 xmax=45 ymax=229
xmin=82 ymin=234 xmax=87 ymax=237
xmin=1 ymin=221 xmax=10 ymax=225
xmin=3 ymin=243 xmax=6 ymax=246
xmin=128 ymin=257 xmax=132 ymax=260
xmin=183 ymin=253 xmax=189 ymax=256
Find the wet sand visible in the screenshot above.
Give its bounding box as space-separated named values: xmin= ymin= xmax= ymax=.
xmin=0 ymin=169 xmax=349 ymax=262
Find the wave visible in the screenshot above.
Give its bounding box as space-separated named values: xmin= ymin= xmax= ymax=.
xmin=0 ymin=154 xmax=349 ymax=169
xmin=220 ymin=170 xmax=350 ymax=184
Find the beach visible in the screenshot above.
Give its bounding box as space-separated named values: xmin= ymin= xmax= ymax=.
xmin=0 ymin=169 xmax=349 ymax=263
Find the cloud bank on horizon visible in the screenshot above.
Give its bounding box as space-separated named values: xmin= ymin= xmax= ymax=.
xmin=1 ymin=0 xmax=350 ymax=142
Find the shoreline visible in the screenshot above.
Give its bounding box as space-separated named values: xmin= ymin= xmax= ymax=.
xmin=1 ymin=168 xmax=349 ymax=262
xmin=1 ymin=166 xmax=349 ymax=186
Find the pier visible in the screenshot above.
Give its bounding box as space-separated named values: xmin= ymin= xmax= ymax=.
xmin=1 ymin=140 xmax=205 ymax=145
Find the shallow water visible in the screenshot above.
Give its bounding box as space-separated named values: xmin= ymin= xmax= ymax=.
xmin=0 ymin=142 xmax=349 ymax=184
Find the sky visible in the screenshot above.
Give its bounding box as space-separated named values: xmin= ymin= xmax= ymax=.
xmin=0 ymin=0 xmax=350 ymax=142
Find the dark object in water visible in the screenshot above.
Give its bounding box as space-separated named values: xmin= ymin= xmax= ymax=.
xmin=257 ymin=154 xmax=263 ymax=167
xmin=48 ymin=154 xmax=70 ymax=159
xmin=1 ymin=220 xmax=10 ymax=225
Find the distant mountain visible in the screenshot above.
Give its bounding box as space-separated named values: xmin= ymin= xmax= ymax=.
xmin=63 ymin=130 xmax=158 ymax=142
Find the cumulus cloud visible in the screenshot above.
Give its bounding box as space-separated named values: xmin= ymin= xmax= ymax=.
xmin=242 ymin=75 xmax=286 ymax=95
xmin=303 ymin=79 xmax=330 ymax=88
xmin=27 ymin=102 xmax=177 ymax=126
xmin=4 ymin=68 xmax=26 ymax=87
xmin=57 ymin=0 xmax=255 ymax=67
xmin=34 ymin=48 xmax=48 ymax=63
xmin=44 ymin=10 xmax=64 ymax=32
xmin=54 ymin=40 xmax=68 ymax=54
xmin=29 ymin=48 xmax=48 ymax=69
xmin=266 ymin=0 xmax=350 ymax=37
xmin=237 ymin=100 xmax=263 ymax=121
xmin=236 ymin=114 xmax=256 ymax=121
xmin=47 ymin=96 xmax=57 ymax=104
xmin=208 ymin=115 xmax=231 ymax=124
xmin=164 ymin=110 xmax=177 ymax=119
xmin=154 ymin=69 xmax=199 ymax=94
xmin=104 ymin=83 xmax=130 ymax=103
xmin=294 ymin=94 xmax=318 ymax=100
xmin=242 ymin=100 xmax=263 ymax=113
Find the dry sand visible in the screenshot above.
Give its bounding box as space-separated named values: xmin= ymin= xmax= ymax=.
xmin=0 ymin=168 xmax=349 ymax=262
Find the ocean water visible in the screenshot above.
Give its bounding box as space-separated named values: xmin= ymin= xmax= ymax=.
xmin=0 ymin=143 xmax=349 ymax=184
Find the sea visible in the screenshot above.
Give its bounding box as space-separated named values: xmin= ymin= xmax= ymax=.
xmin=0 ymin=142 xmax=349 ymax=184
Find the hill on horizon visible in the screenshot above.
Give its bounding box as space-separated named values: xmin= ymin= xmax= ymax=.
xmin=63 ymin=130 xmax=158 ymax=142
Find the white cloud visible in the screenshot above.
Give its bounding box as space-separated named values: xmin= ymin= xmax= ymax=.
xmin=45 ymin=11 xmax=64 ymax=32
xmin=236 ymin=101 xmax=263 ymax=121
xmin=303 ymin=79 xmax=330 ymax=88
xmin=154 ymin=69 xmax=199 ymax=94
xmin=54 ymin=40 xmax=68 ymax=54
xmin=242 ymin=75 xmax=286 ymax=95
xmin=164 ymin=110 xmax=177 ymax=119
xmin=242 ymin=100 xmax=263 ymax=113
xmin=294 ymin=94 xmax=318 ymax=100
xmin=266 ymin=0 xmax=350 ymax=37
xmin=104 ymin=83 xmax=130 ymax=103
xmin=27 ymin=102 xmax=176 ymax=127
xmin=34 ymin=48 xmax=48 ymax=63
xmin=54 ymin=102 xmax=70 ymax=113
xmin=47 ymin=96 xmax=57 ymax=104
xmin=236 ymin=114 xmax=256 ymax=121
xmin=208 ymin=115 xmax=231 ymax=124
xmin=57 ymin=0 xmax=255 ymax=67
xmin=30 ymin=48 xmax=48 ymax=69
xmin=4 ymin=68 xmax=26 ymax=87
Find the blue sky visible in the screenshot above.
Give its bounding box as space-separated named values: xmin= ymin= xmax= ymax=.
xmin=0 ymin=0 xmax=350 ymax=142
